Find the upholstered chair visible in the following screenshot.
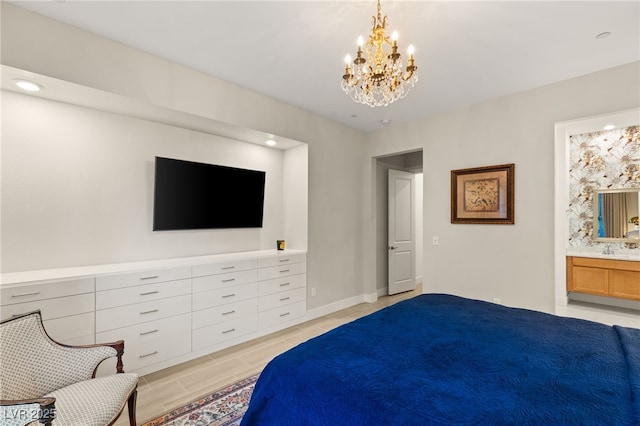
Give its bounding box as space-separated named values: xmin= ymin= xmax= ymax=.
xmin=0 ymin=310 xmax=138 ymax=426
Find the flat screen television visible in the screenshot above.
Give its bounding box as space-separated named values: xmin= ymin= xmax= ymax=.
xmin=153 ymin=157 xmax=266 ymax=231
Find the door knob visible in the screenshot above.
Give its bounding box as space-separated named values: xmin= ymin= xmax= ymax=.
xmin=388 ymin=246 xmax=398 ymax=250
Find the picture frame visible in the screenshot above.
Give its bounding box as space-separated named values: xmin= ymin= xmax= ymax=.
xmin=451 ymin=163 xmax=515 ymax=224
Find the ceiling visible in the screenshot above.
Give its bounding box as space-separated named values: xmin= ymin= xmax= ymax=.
xmin=9 ymin=1 xmax=640 ymax=132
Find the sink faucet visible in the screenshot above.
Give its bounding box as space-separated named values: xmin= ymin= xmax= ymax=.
xmin=602 ymin=245 xmax=615 ymax=255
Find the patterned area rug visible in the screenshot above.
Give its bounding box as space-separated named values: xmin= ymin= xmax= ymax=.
xmin=142 ymin=374 xmax=259 ymax=426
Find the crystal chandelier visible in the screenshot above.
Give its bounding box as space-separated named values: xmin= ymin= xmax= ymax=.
xmin=341 ymin=0 xmax=418 ymax=107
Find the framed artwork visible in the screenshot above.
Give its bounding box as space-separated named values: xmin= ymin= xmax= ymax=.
xmin=451 ymin=163 xmax=515 ymax=224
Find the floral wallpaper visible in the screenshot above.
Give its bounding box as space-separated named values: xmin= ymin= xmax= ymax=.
xmin=567 ymin=125 xmax=639 ymax=249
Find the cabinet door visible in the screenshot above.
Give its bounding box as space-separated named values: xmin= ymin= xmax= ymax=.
xmin=191 ymin=283 xmax=257 ymax=311
xmin=192 ymin=270 xmax=257 ymax=293
xmin=258 ymin=254 xmax=306 ymax=268
xmin=192 ymin=260 xmax=258 ymax=278
xmin=571 ymin=266 xmax=608 ymax=296
xmin=96 ymin=279 xmax=191 ymax=310
xmin=1 ymin=278 xmax=94 ymax=306
xmin=96 ymin=294 xmax=191 ymax=333
xmin=609 ymin=270 xmax=640 ymax=301
xmin=258 ymin=262 xmax=306 ymax=281
xmin=258 ymin=274 xmax=306 ymax=297
xmin=1 ymin=293 xmax=95 ymax=321
xmin=96 ymin=267 xmax=190 ymax=291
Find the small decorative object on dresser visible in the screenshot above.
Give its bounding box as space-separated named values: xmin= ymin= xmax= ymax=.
xmin=451 ymin=163 xmax=515 ymax=224
xmin=276 ymin=240 xmax=285 ymax=250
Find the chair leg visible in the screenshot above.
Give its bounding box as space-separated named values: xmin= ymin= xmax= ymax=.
xmin=127 ymin=388 xmax=138 ymax=426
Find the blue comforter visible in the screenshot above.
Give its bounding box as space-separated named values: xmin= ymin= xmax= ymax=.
xmin=241 ymin=294 xmax=640 ymax=425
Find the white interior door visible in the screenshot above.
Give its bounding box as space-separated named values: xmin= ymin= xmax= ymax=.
xmin=388 ymin=169 xmax=416 ymax=295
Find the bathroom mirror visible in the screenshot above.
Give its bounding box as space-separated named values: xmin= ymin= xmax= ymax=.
xmin=593 ymin=188 xmax=640 ymax=242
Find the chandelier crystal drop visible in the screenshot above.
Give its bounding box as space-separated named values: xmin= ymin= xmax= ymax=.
xmin=341 ymin=0 xmax=418 ymax=108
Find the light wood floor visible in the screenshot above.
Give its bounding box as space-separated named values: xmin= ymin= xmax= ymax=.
xmin=116 ymin=285 xmax=422 ymax=425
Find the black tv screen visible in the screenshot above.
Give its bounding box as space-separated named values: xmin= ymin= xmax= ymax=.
xmin=153 ymin=157 xmax=265 ymax=231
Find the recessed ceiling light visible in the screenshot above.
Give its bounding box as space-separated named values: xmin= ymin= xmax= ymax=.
xmin=380 ymin=119 xmax=392 ymax=126
xmin=13 ymin=79 xmax=43 ymax=92
xmin=266 ymin=139 xmax=277 ymax=146
xmin=602 ymin=124 xmax=616 ymax=130
xmin=595 ymin=32 xmax=612 ymax=40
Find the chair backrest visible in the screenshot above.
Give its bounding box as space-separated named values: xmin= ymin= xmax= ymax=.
xmin=0 ymin=311 xmax=116 ymax=399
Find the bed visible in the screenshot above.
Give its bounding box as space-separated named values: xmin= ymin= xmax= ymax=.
xmin=241 ymin=294 xmax=640 ymax=425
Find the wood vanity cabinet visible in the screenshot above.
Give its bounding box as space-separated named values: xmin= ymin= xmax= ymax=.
xmin=567 ymin=256 xmax=640 ymax=301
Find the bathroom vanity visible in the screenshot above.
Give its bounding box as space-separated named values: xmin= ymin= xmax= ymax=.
xmin=566 ymin=255 xmax=640 ymax=301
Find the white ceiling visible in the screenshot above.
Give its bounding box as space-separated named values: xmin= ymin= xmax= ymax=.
xmin=9 ymin=1 xmax=640 ymax=132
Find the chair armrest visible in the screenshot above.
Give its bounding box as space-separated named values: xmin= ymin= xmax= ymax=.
xmin=0 ymin=397 xmax=56 ymax=426
xmin=59 ymin=340 xmax=126 ymax=376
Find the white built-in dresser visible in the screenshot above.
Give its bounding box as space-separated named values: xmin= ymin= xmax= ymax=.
xmin=0 ymin=250 xmax=307 ymax=375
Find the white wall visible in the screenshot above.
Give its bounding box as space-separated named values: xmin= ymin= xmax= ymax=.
xmin=2 ymin=3 xmax=639 ymax=316
xmin=1 ymin=3 xmax=366 ymax=311
xmin=283 ymin=144 xmax=309 ymax=251
xmin=365 ymin=62 xmax=640 ymax=313
xmin=1 ymin=91 xmax=287 ymax=270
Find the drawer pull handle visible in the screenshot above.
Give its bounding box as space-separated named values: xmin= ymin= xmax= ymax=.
xmin=139 ymin=351 xmax=159 ymax=358
xmin=140 ymin=329 xmax=159 ymax=336
xmin=222 ymin=293 xmax=236 ymax=298
xmin=280 ymin=297 xmax=291 ymax=301
xmin=280 ymin=312 xmax=291 ymax=317
xmin=222 ymin=278 xmax=236 ymax=283
xmin=140 ymin=275 xmax=159 ymax=281
xmin=140 ymin=309 xmax=159 ymax=315
xmin=279 ymin=269 xmax=290 ymax=273
xmin=222 ymin=328 xmax=236 ymax=334
xmin=140 ymin=291 xmax=159 ymax=296
xmin=222 ymin=310 xmax=236 ymax=316
xmin=11 ymin=291 xmax=41 ymax=298
xmin=221 ymin=266 xmax=235 ymax=270
xmin=279 ymin=259 xmax=290 ymax=263
xmin=279 ymin=282 xmax=291 ymax=287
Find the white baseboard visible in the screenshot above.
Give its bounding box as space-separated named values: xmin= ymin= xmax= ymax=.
xmin=306 ymin=294 xmax=368 ymax=321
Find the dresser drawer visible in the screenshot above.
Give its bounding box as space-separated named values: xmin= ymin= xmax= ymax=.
xmin=258 ymin=274 xmax=306 ymax=297
xmin=96 ymin=267 xmax=190 ymax=292
xmin=192 ymin=314 xmax=258 ymax=351
xmin=96 ymin=279 xmax=191 ymax=310
xmin=192 ymin=270 xmax=257 ymax=293
xmin=258 ymin=301 xmax=306 ymax=330
xmin=192 ymin=259 xmax=258 ymax=278
xmin=44 ymin=312 xmax=95 ymax=344
xmin=192 ymin=298 xmax=258 ymax=329
xmin=192 ymin=282 xmax=257 ymax=311
xmin=258 ymin=253 xmax=305 ymax=268
xmin=1 ymin=278 xmax=94 ymax=306
xmin=97 ymin=313 xmax=191 ymax=371
xmin=258 ymin=262 xmax=306 ymax=281
xmin=96 ymin=294 xmax=191 ymax=333
xmin=259 ymin=287 xmax=306 ymax=312
xmin=1 ymin=293 xmax=95 ymax=322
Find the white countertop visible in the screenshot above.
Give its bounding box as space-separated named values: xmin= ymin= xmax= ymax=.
xmin=1 ymin=249 xmax=307 ymax=286
xmin=566 ymin=248 xmax=640 ymax=261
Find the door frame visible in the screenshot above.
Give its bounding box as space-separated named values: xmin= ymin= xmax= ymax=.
xmin=367 ymin=150 xmax=423 ymax=301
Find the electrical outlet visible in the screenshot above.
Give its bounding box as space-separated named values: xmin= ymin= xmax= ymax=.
xmin=311 ymin=287 xmax=317 ymax=297
xmin=432 ymin=236 xmax=439 ymax=246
